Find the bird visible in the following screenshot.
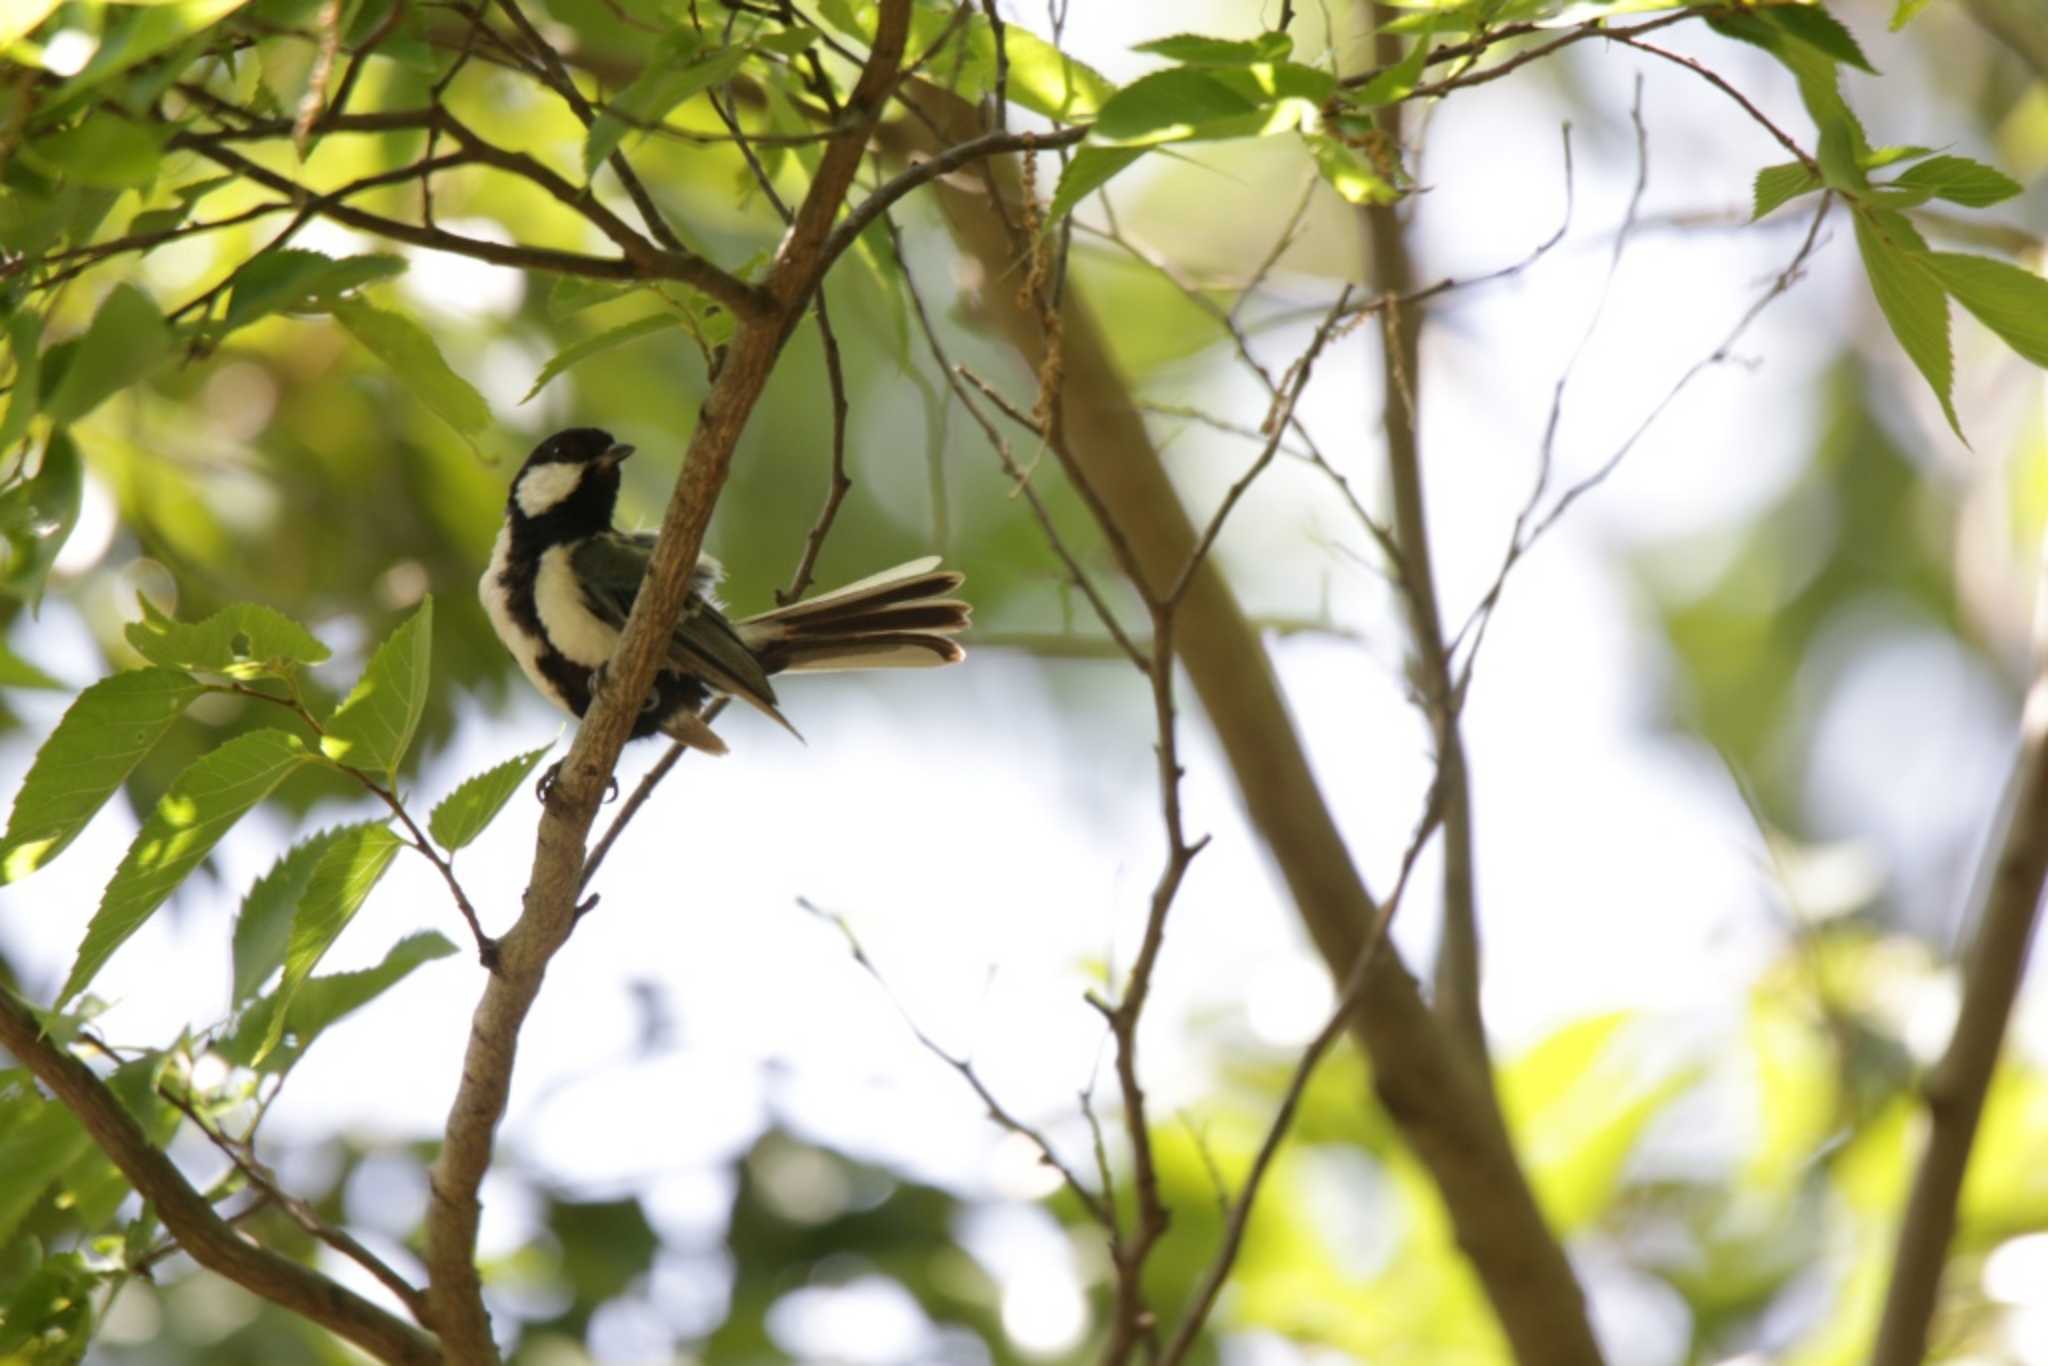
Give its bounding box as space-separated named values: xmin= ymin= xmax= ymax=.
xmin=480 ymin=427 xmax=969 ymax=755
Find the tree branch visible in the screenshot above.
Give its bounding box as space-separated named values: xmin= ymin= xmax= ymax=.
xmin=0 ymin=988 xmax=440 ymax=1366
xmin=1872 ymin=674 xmax=2048 ymax=1362
xmin=421 ymin=5 xmax=915 ymax=1360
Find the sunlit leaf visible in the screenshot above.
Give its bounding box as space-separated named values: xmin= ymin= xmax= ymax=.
xmin=0 ymin=0 xmax=59 ymax=46
xmin=222 ymin=249 xmax=407 ymax=329
xmin=228 ymin=929 xmax=454 ymax=1074
xmin=0 ymin=667 xmax=204 ymax=884
xmin=320 ymin=596 xmax=432 ymax=779
xmin=585 ymin=33 xmax=751 ymax=174
xmin=61 ymin=729 xmax=312 ymax=1005
xmin=0 ymin=1095 xmax=91 ymax=1249
xmin=231 ymin=826 xmax=351 ymax=1004
xmin=1045 ymin=146 xmax=1147 ymax=225
xmin=1752 ymin=161 xmax=1823 ymax=220
xmin=1925 ymin=252 xmax=2048 ymax=368
xmin=1133 ymin=31 xmax=1293 ymax=65
xmin=0 ymin=431 xmax=81 ymax=604
xmin=1852 ymin=209 xmax=1958 ymax=439
xmin=43 ymin=285 xmax=170 ymax=427
xmin=124 ymin=596 xmax=331 ymax=679
xmin=255 ymin=822 xmax=405 ymax=1063
xmin=47 ymin=0 xmax=251 ymax=112
xmin=18 ymin=116 xmax=168 ymax=190
xmin=0 ymin=311 xmax=40 ymax=456
xmin=330 ymin=300 xmax=489 ymax=450
xmin=429 ymin=743 xmax=552 ymax=851
xmin=1888 ymin=154 xmax=2023 ymax=208
xmin=1306 ymin=133 xmax=1398 ymax=204
xmin=1094 ymin=63 xmax=1332 ymax=145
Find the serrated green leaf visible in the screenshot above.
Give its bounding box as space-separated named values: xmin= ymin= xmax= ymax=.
xmin=1306 ymin=132 xmax=1398 ymax=205
xmin=1758 ymin=5 xmax=1875 ymax=73
xmin=43 ymin=285 xmax=170 ymax=427
xmin=1045 ymin=146 xmax=1147 ymax=226
xmin=222 ymin=249 xmax=407 ymax=329
xmin=1889 ymin=155 xmax=2023 ymax=209
xmin=330 ymin=300 xmax=489 ymax=450
xmin=320 ymin=596 xmax=432 ymax=779
xmin=0 ymin=639 xmax=63 ymax=690
xmin=1132 ymin=31 xmax=1293 ymax=65
xmin=1924 ymin=253 xmax=2048 ymax=369
xmin=523 ymin=315 xmax=679 ymax=404
xmin=1752 ymin=161 xmax=1823 ymax=220
xmin=227 ymin=929 xmax=454 ymax=1074
xmin=231 ymin=827 xmax=350 ymax=1004
xmin=1853 ymin=209 xmax=1959 ymax=439
xmin=19 ymin=117 xmax=169 ymax=190
xmin=61 ymin=729 xmax=311 ymax=1006
xmin=0 ymin=667 xmax=203 ymax=884
xmin=1093 ymin=63 xmax=1331 ymax=146
xmin=0 ymin=431 xmax=81 ymax=605
xmin=0 ymin=312 xmax=41 ymax=456
xmin=585 ymin=34 xmax=751 ymax=174
xmin=255 ymin=823 xmax=405 ymax=1064
xmin=429 ymin=744 xmax=552 ymax=851
xmin=124 ymin=597 xmax=330 ymax=679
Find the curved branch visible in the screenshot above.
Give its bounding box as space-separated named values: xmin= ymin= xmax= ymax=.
xmin=0 ymin=987 xmax=439 ymax=1366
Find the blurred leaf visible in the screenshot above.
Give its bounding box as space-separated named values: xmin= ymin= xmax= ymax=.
xmin=523 ymin=315 xmax=679 ymax=404
xmin=257 ymin=822 xmax=404 ymax=1064
xmin=1349 ymin=25 xmax=1435 ymax=105
xmin=1852 ymin=209 xmax=1958 ymax=439
xmin=47 ymin=0 xmax=251 ymax=112
xmin=222 ymin=249 xmax=408 ymax=329
xmin=1889 ymin=154 xmax=2023 ymax=208
xmin=0 ymin=0 xmax=59 ymax=46
xmin=124 ymin=596 xmax=331 ymax=679
xmin=1925 ymin=252 xmax=2048 ymax=367
xmin=1133 ymin=31 xmax=1294 ymax=64
xmin=545 ymin=276 xmax=635 ymax=320
xmin=1094 ymin=64 xmax=1333 ymax=145
xmin=428 ymin=743 xmax=551 ymax=851
xmin=0 ymin=639 xmax=63 ymax=690
xmin=227 ymin=929 xmax=454 ymax=1074
xmin=0 ymin=667 xmax=204 ymax=884
xmin=1045 ymin=146 xmax=1147 ymax=226
xmin=1759 ymin=5 xmax=1876 ymax=73
xmin=232 ymin=826 xmax=351 ymax=1004
xmin=60 ymin=729 xmax=311 ymax=1006
xmin=18 ymin=117 xmax=169 ymax=190
xmin=585 ymin=33 xmax=751 ymax=174
xmin=0 ymin=311 xmax=40 ymax=455
xmin=330 ymin=300 xmax=490 ymax=451
xmin=1752 ymin=161 xmax=1822 ymax=220
xmin=0 ymin=1095 xmax=92 ymax=1249
xmin=1000 ymin=22 xmax=1117 ymax=119
xmin=320 ymin=595 xmax=432 ymax=779
xmin=1889 ymin=0 xmax=1934 ymax=28
xmin=0 ymin=1251 xmax=98 ymax=1358
xmin=43 ymin=285 xmax=170 ymax=427
xmin=0 ymin=431 xmax=81 ymax=604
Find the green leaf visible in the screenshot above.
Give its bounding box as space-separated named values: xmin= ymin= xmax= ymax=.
xmin=42 ymin=285 xmax=171 ymax=427
xmin=1752 ymin=161 xmax=1823 ymax=220
xmin=321 ymin=596 xmax=432 ymax=780
xmin=994 ymin=25 xmax=1118 ymax=120
xmin=227 ymin=930 xmax=454 ymax=1074
xmin=1758 ymin=5 xmax=1876 ymax=73
xmin=330 ymin=300 xmax=490 ymax=450
xmin=124 ymin=597 xmax=331 ymax=679
xmin=0 ymin=667 xmax=205 ymax=883
xmin=545 ymin=276 xmax=635 ymax=320
xmin=0 ymin=1095 xmax=92 ymax=1249
xmin=1853 ymin=209 xmax=1959 ymax=439
xmin=231 ymin=827 xmax=350 ymax=1004
xmin=1348 ymin=26 xmax=1436 ymax=105
xmin=1861 ymin=144 xmax=1933 ymax=170
xmin=0 ymin=639 xmax=63 ymax=690
xmin=523 ymin=314 xmax=679 ymax=404
xmin=1889 ymin=0 xmax=1934 ymax=28
xmin=1045 ymin=146 xmax=1148 ymax=226
xmin=585 ymin=34 xmax=752 ymax=174
xmin=19 ymin=117 xmax=169 ymax=190
xmin=0 ymin=431 xmax=81 ymax=604
xmin=255 ymin=823 xmax=406 ymax=1064
xmin=1132 ymin=31 xmax=1293 ymax=65
xmin=1093 ymin=63 xmax=1332 ymax=146
xmin=0 ymin=311 xmax=41 ymax=457
xmin=0 ymin=0 xmax=58 ymax=46
xmin=61 ymin=729 xmax=312 ymax=1005
xmin=1888 ymin=155 xmax=2023 ymax=208
xmin=1924 ymin=253 xmax=2048 ymax=369
xmin=223 ymin=249 xmax=408 ymax=329
xmin=1306 ymin=133 xmax=1398 ymax=205
xmin=429 ymin=744 xmax=552 ymax=851
xmin=47 ymin=0 xmax=252 ymax=113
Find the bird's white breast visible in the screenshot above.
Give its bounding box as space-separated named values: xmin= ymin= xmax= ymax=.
xmin=480 ymin=527 xmax=561 ymax=708
xmin=533 ymin=543 xmax=620 ymax=667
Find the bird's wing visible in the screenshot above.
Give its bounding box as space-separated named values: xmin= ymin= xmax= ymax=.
xmin=569 ymin=532 xmax=791 ymax=733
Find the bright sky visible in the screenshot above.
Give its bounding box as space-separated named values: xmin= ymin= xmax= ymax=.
xmin=3 ymin=5 xmax=2043 ymax=1363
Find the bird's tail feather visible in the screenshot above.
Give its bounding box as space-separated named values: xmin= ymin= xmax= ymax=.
xmin=738 ymin=556 xmax=970 ymax=675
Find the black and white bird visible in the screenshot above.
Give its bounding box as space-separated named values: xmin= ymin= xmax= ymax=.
xmin=480 ymin=427 xmax=970 ymax=754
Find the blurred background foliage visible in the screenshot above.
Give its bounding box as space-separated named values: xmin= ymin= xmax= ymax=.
xmin=3 ymin=0 xmax=2048 ymax=1361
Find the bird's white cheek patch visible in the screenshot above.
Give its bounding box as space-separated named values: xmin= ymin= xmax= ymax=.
xmin=534 ymin=546 xmax=620 ymax=667
xmin=515 ymin=462 xmax=586 ymax=518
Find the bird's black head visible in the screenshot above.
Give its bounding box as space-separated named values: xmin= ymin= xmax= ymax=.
xmin=508 ymin=427 xmax=635 ymax=540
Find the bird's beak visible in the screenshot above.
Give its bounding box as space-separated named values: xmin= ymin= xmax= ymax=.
xmin=601 ymin=442 xmax=636 ymax=466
